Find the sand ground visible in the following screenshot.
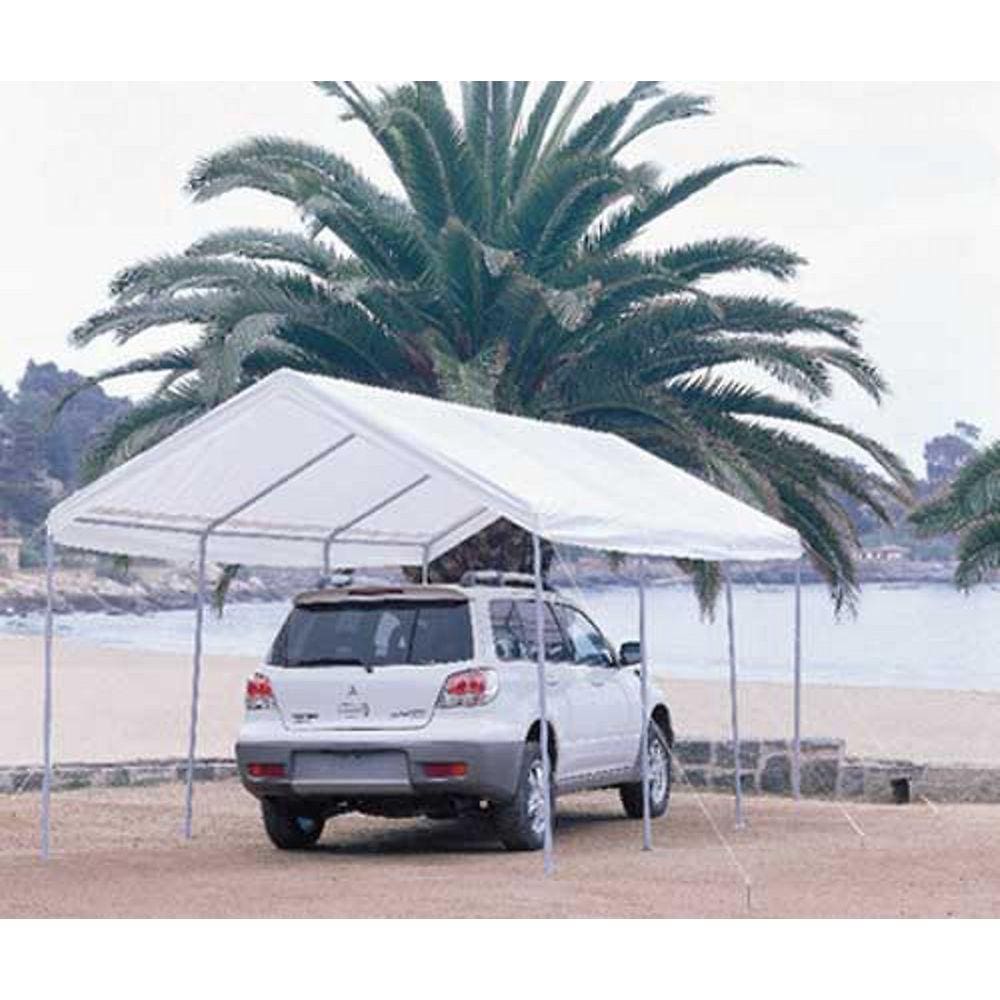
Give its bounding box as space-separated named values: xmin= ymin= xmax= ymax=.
xmin=4 ymin=634 xmax=1000 ymax=766
xmin=3 ymin=780 xmax=1000 ymax=917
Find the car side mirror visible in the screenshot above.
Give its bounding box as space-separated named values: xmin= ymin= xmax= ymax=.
xmin=619 ymin=641 xmax=641 ymax=666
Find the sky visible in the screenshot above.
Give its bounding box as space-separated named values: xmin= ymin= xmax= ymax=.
xmin=0 ymin=82 xmax=997 ymax=475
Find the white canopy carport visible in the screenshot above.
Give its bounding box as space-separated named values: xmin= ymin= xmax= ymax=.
xmin=41 ymin=368 xmax=805 ymax=869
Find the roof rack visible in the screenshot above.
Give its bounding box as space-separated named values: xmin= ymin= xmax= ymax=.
xmin=459 ymin=570 xmax=555 ymax=591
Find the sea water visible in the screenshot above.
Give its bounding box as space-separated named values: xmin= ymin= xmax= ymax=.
xmin=3 ymin=583 xmax=998 ymax=692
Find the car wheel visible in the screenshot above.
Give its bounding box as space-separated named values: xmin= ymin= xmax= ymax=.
xmin=619 ymin=721 xmax=672 ymax=819
xmin=261 ymin=798 xmax=325 ymax=850
xmin=492 ymin=742 xmax=553 ymax=852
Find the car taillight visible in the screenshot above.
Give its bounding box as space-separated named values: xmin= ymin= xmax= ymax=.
xmin=247 ymin=762 xmax=287 ymax=779
xmin=422 ymin=762 xmax=468 ymax=779
xmin=245 ymin=672 xmax=276 ymax=711
xmin=436 ymin=668 xmax=498 ymax=708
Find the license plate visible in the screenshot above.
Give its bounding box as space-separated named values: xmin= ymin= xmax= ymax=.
xmin=293 ymin=751 xmax=409 ymax=784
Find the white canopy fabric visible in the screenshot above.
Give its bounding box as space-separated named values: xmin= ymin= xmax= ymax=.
xmin=48 ymin=369 xmax=801 ymax=565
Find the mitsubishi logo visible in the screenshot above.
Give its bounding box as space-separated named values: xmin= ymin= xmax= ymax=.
xmin=339 ymin=683 xmax=370 ymax=719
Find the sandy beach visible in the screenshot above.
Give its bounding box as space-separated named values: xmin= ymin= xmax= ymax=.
xmin=3 ymin=633 xmax=999 ymax=767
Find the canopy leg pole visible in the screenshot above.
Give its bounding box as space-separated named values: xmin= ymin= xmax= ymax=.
xmin=723 ymin=566 xmax=744 ymax=829
xmin=638 ymin=557 xmax=652 ymax=851
xmin=183 ymin=533 xmax=208 ymax=840
xmin=421 ymin=545 xmax=429 ymax=585
xmin=793 ymin=556 xmax=803 ymax=801
xmin=41 ymin=532 xmax=55 ymax=860
xmin=322 ymin=539 xmax=331 ymax=581
xmin=532 ymin=532 xmax=555 ymax=876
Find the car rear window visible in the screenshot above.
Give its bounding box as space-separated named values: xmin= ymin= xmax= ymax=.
xmin=489 ymin=599 xmax=571 ymax=662
xmin=268 ymin=600 xmax=473 ymax=668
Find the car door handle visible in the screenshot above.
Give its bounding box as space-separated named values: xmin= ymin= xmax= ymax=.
xmin=546 ymin=677 xmax=560 ymax=688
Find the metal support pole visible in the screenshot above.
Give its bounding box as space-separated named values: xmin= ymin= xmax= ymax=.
xmin=532 ymin=533 xmax=555 ymax=876
xmin=792 ymin=556 xmax=803 ymax=801
xmin=723 ymin=566 xmax=744 ymax=829
xmin=183 ymin=534 xmax=209 ymax=840
xmin=638 ymin=557 xmax=652 ymax=851
xmin=421 ymin=546 xmax=430 ymax=585
xmin=41 ymin=532 xmax=55 ymax=860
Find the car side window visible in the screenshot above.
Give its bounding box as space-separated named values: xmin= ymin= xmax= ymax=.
xmin=489 ymin=599 xmax=571 ymax=662
xmin=555 ymin=604 xmax=616 ymax=667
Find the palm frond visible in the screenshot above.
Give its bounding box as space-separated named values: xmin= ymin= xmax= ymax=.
xmin=954 ymin=519 xmax=1000 ymax=590
xmin=609 ymin=91 xmax=713 ymax=155
xmin=539 ymin=82 xmax=593 ymax=160
xmin=186 ymin=228 xmax=345 ymax=279
xmin=588 ymin=157 xmax=793 ymax=254
xmin=507 ymin=81 xmax=565 ymax=196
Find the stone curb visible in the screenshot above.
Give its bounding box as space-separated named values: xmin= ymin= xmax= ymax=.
xmin=0 ymin=757 xmax=237 ymax=795
xmin=4 ymin=742 xmax=1000 ymax=804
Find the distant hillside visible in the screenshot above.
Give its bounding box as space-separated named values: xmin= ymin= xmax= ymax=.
xmin=0 ymin=361 xmax=131 ymax=558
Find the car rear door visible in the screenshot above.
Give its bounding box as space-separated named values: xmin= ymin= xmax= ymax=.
xmin=488 ymin=598 xmax=577 ymax=778
xmin=555 ymin=603 xmax=641 ymax=775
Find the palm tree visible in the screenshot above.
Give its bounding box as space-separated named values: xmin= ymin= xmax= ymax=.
xmin=71 ymin=81 xmax=912 ymax=610
xmin=911 ymin=442 xmax=1000 ymax=589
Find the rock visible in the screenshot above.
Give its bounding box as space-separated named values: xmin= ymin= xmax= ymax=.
xmin=128 ymin=765 xmax=171 ymax=786
xmin=17 ymin=769 xmax=43 ymax=792
xmin=716 ymin=740 xmax=760 ymax=769
xmin=92 ymin=766 xmax=131 ymax=788
xmin=711 ymin=770 xmax=757 ymax=793
xmin=674 ymin=740 xmax=711 ymax=765
xmin=799 ymin=738 xmax=844 ymax=756
xmin=800 ymin=759 xmax=840 ymax=797
xmin=838 ymin=764 xmax=866 ymax=799
xmin=69 ymin=592 xmax=109 ymax=613
xmin=678 ymin=767 xmax=707 ymax=787
xmin=174 ymin=762 xmax=216 ymax=783
xmin=760 ymin=754 xmax=792 ymax=795
xmin=918 ymin=766 xmax=1000 ymax=803
xmin=51 ymin=768 xmax=92 ymax=791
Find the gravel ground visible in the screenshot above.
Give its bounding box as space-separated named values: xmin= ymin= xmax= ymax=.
xmin=3 ymin=781 xmax=999 ymax=917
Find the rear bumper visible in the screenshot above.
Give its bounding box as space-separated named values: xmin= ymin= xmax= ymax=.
xmin=235 ymin=738 xmax=525 ymax=803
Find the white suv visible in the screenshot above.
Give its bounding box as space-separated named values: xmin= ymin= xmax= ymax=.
xmin=236 ymin=574 xmax=674 ymax=851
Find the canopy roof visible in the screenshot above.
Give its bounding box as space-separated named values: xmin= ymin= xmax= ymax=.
xmin=48 ymin=369 xmax=801 ymax=567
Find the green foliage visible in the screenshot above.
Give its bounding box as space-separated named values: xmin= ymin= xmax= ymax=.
xmin=70 ymin=81 xmax=914 ymax=613
xmin=912 ymin=441 xmax=1000 ymax=589
xmin=0 ymin=362 xmax=131 ymax=539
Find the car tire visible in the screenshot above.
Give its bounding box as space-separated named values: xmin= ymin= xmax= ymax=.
xmin=619 ymin=721 xmax=672 ymax=819
xmin=261 ymin=798 xmax=325 ymax=850
xmin=492 ymin=742 xmax=553 ymax=852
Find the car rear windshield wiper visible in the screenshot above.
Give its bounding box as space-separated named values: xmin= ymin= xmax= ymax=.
xmin=291 ymin=657 xmax=366 ymax=667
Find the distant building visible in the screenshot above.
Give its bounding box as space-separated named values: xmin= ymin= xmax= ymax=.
xmin=861 ymin=544 xmax=908 ymax=562
xmin=0 ymin=536 xmax=22 ymax=573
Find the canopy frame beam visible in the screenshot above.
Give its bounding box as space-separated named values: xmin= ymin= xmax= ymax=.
xmin=723 ymin=565 xmax=745 ymax=829
xmin=41 ymin=532 xmax=55 ymax=859
xmin=532 ymin=532 xmax=555 ymax=876
xmin=321 ymin=472 xmax=431 ymax=575
xmin=793 ymin=556 xmax=803 ymax=800
xmin=638 ymin=557 xmax=652 ymax=850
